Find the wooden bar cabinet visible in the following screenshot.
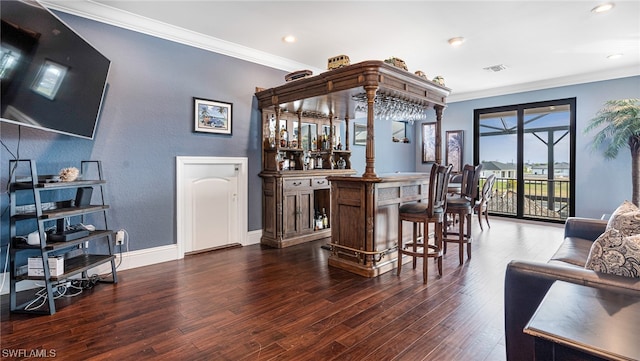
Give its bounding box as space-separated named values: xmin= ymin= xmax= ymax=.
xmin=255 ymin=60 xmax=450 ymax=275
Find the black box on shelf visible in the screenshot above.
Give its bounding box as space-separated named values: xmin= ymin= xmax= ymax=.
xmin=48 ymin=229 xmax=89 ymax=242
xmin=75 ymin=187 xmax=93 ymax=207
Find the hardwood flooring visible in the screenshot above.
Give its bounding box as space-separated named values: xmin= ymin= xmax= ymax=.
xmin=1 ymin=217 xmax=564 ymax=360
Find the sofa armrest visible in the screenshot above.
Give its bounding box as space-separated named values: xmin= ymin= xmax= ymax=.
xmin=563 ymin=217 xmax=607 ymax=241
xmin=504 ymin=260 xmax=640 ymax=361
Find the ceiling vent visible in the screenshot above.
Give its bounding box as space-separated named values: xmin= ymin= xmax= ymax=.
xmin=483 ymin=64 xmax=508 ymax=72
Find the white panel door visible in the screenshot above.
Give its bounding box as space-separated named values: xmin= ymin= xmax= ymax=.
xmin=185 ymin=163 xmax=238 ymax=252
xmin=177 ymin=157 xmax=248 ymax=258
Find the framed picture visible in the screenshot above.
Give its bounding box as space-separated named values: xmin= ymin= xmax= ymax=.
xmin=354 ymin=123 xmax=367 ymax=146
xmin=422 ymin=122 xmax=437 ymax=163
xmin=446 ymin=130 xmax=464 ymax=173
xmin=194 ymin=97 xmax=232 ymax=135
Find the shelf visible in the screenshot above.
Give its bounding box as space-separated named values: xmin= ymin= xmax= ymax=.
xmin=260 ymin=169 xmax=357 ymax=177
xmin=8 ymin=160 xmax=118 ymax=315
xmin=13 ymin=230 xmax=114 ymax=251
xmin=264 ymin=148 xmax=347 ymax=154
xmin=20 ymin=254 xmax=116 ymax=282
xmin=11 ymin=205 xmax=110 ymax=221
xmin=10 ymin=179 xmax=106 ymax=191
xmin=272 ymin=147 xmax=305 ymax=152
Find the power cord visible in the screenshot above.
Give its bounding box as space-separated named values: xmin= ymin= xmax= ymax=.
xmin=113 ymin=229 xmax=129 ymax=271
xmin=0 ymin=242 xmax=9 ymax=294
xmin=23 ymin=275 xmax=101 ymax=311
xmin=70 ymin=274 xmax=100 ymax=290
xmin=1 ymin=126 xmax=21 ymax=219
xmin=1 ymin=128 xmax=20 ymax=293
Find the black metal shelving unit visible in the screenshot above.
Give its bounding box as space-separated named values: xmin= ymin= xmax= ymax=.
xmin=8 ymin=160 xmax=118 ymax=315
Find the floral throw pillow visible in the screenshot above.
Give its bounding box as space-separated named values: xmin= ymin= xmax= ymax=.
xmin=585 ymin=229 xmax=640 ymax=278
xmin=606 ymin=200 xmax=640 ymax=236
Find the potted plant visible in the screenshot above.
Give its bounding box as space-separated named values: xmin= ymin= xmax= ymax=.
xmin=584 ymin=99 xmax=640 ymax=206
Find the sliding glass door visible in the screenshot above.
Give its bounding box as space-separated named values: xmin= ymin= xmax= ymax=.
xmin=474 ymin=98 xmax=575 ymax=222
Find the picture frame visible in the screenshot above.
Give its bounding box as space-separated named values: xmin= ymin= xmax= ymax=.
xmin=422 ymin=122 xmax=437 ymax=163
xmin=446 ymin=130 xmax=464 ymax=173
xmin=354 ymin=123 xmax=367 ymax=146
xmin=194 ymin=97 xmax=232 ymax=135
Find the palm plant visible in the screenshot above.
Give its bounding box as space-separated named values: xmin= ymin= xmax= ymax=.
xmin=584 ymin=99 xmax=640 ymax=206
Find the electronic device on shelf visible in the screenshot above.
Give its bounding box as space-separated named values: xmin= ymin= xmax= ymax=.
xmin=27 ymin=230 xmax=46 ymax=245
xmin=48 ymin=228 xmax=90 ymax=242
xmin=48 ymin=220 xmax=91 ymax=243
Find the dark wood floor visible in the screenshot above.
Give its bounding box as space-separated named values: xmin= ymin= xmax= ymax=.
xmin=1 ymin=217 xmax=564 ymax=360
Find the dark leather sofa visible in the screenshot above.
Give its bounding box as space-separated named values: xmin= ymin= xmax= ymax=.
xmin=504 ymin=217 xmax=640 ymax=361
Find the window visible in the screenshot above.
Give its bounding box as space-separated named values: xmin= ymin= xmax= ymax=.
xmin=474 ymin=98 xmax=576 ymax=222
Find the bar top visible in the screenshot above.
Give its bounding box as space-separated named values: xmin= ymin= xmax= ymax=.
xmin=327 ymin=172 xmax=429 ymax=183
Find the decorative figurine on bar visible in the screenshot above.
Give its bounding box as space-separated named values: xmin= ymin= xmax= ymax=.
xmin=414 ymin=70 xmax=428 ymax=79
xmin=285 ymin=69 xmax=313 ymax=82
xmin=327 ymin=54 xmax=350 ymax=70
xmin=384 ymin=57 xmax=408 ymax=71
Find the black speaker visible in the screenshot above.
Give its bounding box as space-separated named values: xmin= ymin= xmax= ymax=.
xmin=75 ymin=187 xmax=93 ymax=207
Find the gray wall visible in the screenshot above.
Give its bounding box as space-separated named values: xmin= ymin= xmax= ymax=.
xmin=0 ymin=12 xmax=286 ymax=258
xmin=416 ymin=76 xmax=640 ymax=218
xmin=2 ymin=10 xmax=637 ymax=269
xmin=348 ymin=118 xmax=416 ymax=175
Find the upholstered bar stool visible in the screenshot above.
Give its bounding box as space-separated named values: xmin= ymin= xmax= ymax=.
xmin=397 ymin=164 xmax=452 ymax=284
xmin=443 ymin=164 xmax=482 ymax=264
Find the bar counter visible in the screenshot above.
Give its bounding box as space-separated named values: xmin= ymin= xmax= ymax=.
xmin=327 ymin=172 xmax=430 ymax=277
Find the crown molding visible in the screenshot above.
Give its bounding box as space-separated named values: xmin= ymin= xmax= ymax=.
xmin=41 ymin=1 xmax=638 ymax=104
xmin=447 ymin=65 xmax=640 ymax=103
xmin=40 ymin=0 xmax=324 ymax=75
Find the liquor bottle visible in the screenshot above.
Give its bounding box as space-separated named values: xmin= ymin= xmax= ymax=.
xmin=280 ymin=128 xmax=289 ymax=148
xmin=289 ymin=153 xmax=296 ymax=170
xmin=316 ymin=212 xmax=324 ymax=230
xmin=322 ymin=208 xmax=328 ymax=228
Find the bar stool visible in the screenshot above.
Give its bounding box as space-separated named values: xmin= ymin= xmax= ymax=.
xmin=443 ymin=164 xmax=483 ymax=264
xmin=397 ymin=163 xmax=452 ymax=284
xmin=475 ymin=174 xmax=496 ymax=230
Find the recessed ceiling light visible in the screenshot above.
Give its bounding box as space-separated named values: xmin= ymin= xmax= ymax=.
xmin=448 ymin=37 xmax=465 ymax=47
xmin=591 ymin=2 xmax=615 ymax=13
xmin=282 ymin=35 xmax=297 ymax=43
xmin=607 ymin=53 xmax=623 ymax=59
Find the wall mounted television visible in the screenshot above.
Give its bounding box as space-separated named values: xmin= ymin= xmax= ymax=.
xmin=1 ymin=0 xmax=110 ymax=140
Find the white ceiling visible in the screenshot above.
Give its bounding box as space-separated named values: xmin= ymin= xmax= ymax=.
xmin=43 ymin=0 xmax=640 ymax=102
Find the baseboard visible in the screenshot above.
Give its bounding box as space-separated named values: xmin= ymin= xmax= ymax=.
xmin=1 ymin=230 xmax=264 ymax=295
xmin=89 ymin=244 xmax=180 ymax=275
xmin=246 ymin=229 xmax=262 ymax=246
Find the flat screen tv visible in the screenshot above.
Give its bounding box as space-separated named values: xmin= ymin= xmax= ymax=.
xmin=1 ymin=0 xmax=110 ymax=140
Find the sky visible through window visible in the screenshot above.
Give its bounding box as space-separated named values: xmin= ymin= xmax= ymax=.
xmin=479 ymin=107 xmax=570 ymax=164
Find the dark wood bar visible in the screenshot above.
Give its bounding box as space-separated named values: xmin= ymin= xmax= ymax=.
xmin=328 ymin=173 xmax=431 ymax=277
xmin=255 ymin=60 xmax=450 ymax=274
